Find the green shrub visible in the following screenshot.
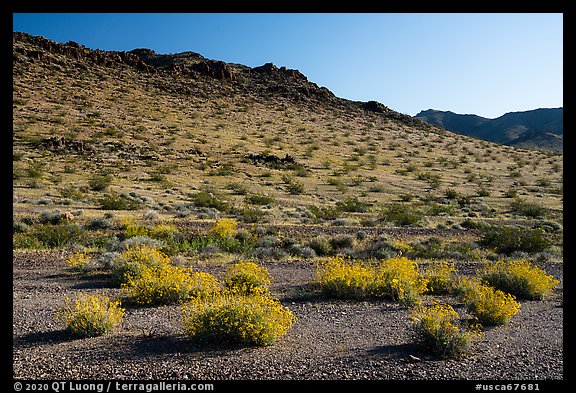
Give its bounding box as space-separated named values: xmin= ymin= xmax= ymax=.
xmin=405 ymin=237 xmax=442 ymax=259
xmin=88 ymin=174 xmax=113 ymax=191
xmin=426 ymin=203 xmax=455 ymax=217
xmin=39 ymin=210 xmax=67 ymax=225
xmin=479 ymin=225 xmax=550 ymax=254
xmin=285 ymin=178 xmax=305 ymax=194
xmin=476 ymin=187 xmax=490 ymax=197
xmin=480 ymin=259 xmax=559 ymax=300
xmin=329 ymin=234 xmax=356 ymax=250
xmin=503 ymin=188 xmax=518 ymax=198
xmin=148 ymin=172 xmax=168 ymax=183
xmin=510 ymin=198 xmax=546 ymax=218
xmin=60 ymin=185 xmax=85 ymax=201
xmin=190 ymin=191 xmax=229 ymax=211
xmin=224 ymin=261 xmax=272 ymax=295
xmin=99 ymin=192 xmax=142 ymax=210
xmin=245 ymin=194 xmax=275 ymax=206
xmin=13 ymin=220 xmax=30 ymax=234
xmin=181 ymin=292 xmax=296 ymax=346
xmin=416 ymin=172 xmax=441 ymax=188
xmin=33 ymin=223 xmax=85 ymax=248
xmin=215 ymin=235 xmax=242 ymax=254
xmin=380 ymin=203 xmax=423 ymax=226
xmin=308 ymin=205 xmax=342 ymax=220
xmin=399 ymin=193 xmax=415 ymax=202
xmin=86 ymin=217 xmax=113 ymax=230
xmin=410 ymin=303 xmax=481 ymax=359
xmin=26 ymin=162 xmax=45 ymax=178
xmin=308 ymin=236 xmax=333 ymax=256
xmin=336 ymin=197 xmax=369 ymax=213
xmin=13 ymin=233 xmax=44 ymax=249
xmin=226 ymin=182 xmax=248 ymax=195
xmin=237 ymin=207 xmax=266 ymax=223
xmin=233 ymin=229 xmax=259 ymax=254
xmin=445 ymin=189 xmax=459 ymax=199
xmin=327 ymin=177 xmax=348 ymax=193
xmin=534 ymin=220 xmax=562 ymax=234
xmin=56 ymin=293 xmax=124 ymax=337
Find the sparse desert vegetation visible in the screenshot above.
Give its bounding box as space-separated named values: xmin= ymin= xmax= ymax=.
xmin=13 ymin=32 xmax=562 ymax=380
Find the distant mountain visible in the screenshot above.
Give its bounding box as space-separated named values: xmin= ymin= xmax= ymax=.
xmin=414 ymin=108 xmax=563 ymax=152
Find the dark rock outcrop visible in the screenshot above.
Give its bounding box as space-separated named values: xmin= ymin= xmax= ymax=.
xmin=36 ymin=136 xmax=86 ymax=154
xmin=190 ymin=60 xmax=235 ymax=80
xmin=361 ymin=100 xmax=391 ymax=113
xmin=13 ymin=32 xmax=155 ymax=73
xmin=245 ymin=152 xmax=303 ymax=169
xmin=253 ymin=62 xmax=308 ymax=82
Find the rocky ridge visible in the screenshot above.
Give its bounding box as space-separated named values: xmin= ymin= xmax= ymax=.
xmin=13 ymin=32 xmax=430 ymax=129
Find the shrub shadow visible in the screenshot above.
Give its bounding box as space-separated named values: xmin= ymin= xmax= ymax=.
xmin=14 ymin=329 xmax=78 ymax=348
xmin=278 ymin=283 xmax=325 ymax=303
xmin=363 ymin=342 xmax=433 ymax=361
xmin=70 ymin=272 xmax=115 ymax=289
xmin=124 ymin=334 xmax=255 ymax=358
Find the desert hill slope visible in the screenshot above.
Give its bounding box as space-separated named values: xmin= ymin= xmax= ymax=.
xmin=12 ymin=32 xmax=563 ymax=226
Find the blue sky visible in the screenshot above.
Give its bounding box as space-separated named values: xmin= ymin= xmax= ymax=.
xmin=13 ymin=13 xmax=563 ymax=119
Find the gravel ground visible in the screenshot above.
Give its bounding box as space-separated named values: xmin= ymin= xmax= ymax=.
xmin=13 ymin=250 xmax=563 ymax=381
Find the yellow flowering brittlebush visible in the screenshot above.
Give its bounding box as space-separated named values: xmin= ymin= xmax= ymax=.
xmin=224 ymin=261 xmax=272 ymax=295
xmin=452 ymin=275 xmax=484 ymax=298
xmin=480 ymin=259 xmax=559 ymax=300
xmin=423 ymin=261 xmax=457 ymax=295
xmin=410 ymin=303 xmax=482 ymax=359
xmin=314 ymin=256 xmax=374 ymax=298
xmin=149 ymin=223 xmax=180 ymax=240
xmin=373 ymin=257 xmax=428 ymax=307
xmin=122 ymin=265 xmax=220 ymax=306
xmin=314 ymin=256 xmax=427 ymax=306
xmin=56 ymin=293 xmax=125 ymax=337
xmin=464 ymin=283 xmax=521 ymax=326
xmin=121 ymin=218 xmax=150 ymax=238
xmin=390 ymin=239 xmax=414 ymax=255
xmin=210 ymin=218 xmax=238 ymax=238
xmin=181 ymin=292 xmax=296 ymax=346
xmin=65 ymin=251 xmax=91 ymax=272
xmin=111 ymin=244 xmax=171 ymax=285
